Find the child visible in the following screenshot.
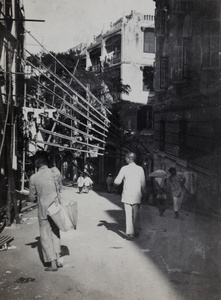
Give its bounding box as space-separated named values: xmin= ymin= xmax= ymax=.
xmin=156 ymin=189 xmax=167 ymax=216
xmin=84 ymin=175 xmax=93 ymax=193
xmin=77 ymin=174 xmax=85 ymax=194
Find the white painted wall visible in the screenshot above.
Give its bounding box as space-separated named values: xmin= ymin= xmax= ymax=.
xmin=121 ymin=11 xmax=155 ymax=104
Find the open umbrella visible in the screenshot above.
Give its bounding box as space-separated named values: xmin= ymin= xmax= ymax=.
xmin=149 ymin=170 xmax=169 ymax=178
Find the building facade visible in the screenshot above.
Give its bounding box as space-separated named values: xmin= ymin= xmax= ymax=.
xmin=77 ymin=10 xmax=156 ymax=180
xmin=0 ymin=0 xmax=25 ymax=224
xmin=153 ymin=0 xmax=221 ymax=211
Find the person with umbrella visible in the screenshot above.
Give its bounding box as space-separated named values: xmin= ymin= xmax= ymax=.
xmin=149 ymin=170 xmax=168 ymax=216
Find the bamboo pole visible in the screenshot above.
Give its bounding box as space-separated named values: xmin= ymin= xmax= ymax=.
xmin=39 ymin=128 xmax=105 ymax=148
xmin=35 ymin=140 xmax=103 ymax=155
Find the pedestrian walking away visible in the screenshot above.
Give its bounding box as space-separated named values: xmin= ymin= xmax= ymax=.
xmin=168 ymin=167 xmax=186 ymax=219
xmin=114 ymin=152 xmax=146 ymax=240
xmin=156 ymin=188 xmax=167 ymax=216
xmin=62 ymin=160 xmax=68 ymax=180
xmin=84 ymin=175 xmax=93 ymax=193
xmin=28 ymin=150 xmax=63 ymax=271
xmin=77 ymin=173 xmax=85 ymax=194
xmin=106 ymin=173 xmax=113 ymax=193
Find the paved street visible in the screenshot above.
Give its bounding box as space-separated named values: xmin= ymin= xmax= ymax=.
xmin=1 ymin=187 xmax=221 ymax=300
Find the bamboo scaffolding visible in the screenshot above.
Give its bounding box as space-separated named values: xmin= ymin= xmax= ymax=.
xmin=25 ymin=50 xmax=109 ymax=123
xmin=29 ymin=77 xmax=109 ymax=141
xmin=26 ymin=31 xmax=112 ymax=115
xmin=27 ymin=62 xmax=109 ymax=132
xmin=29 ymin=95 xmax=107 ymax=139
xmin=28 ymin=81 xmax=138 ymax=155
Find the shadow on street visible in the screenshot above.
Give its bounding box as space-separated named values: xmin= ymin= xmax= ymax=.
xmin=26 ymin=236 xmax=70 ymax=267
xmin=94 ymin=189 xmax=221 ymax=300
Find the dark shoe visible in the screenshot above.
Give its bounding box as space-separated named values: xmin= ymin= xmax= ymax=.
xmin=45 ymin=265 xmax=58 ymax=272
xmin=126 ymin=234 xmax=134 ymax=240
xmin=174 ymin=212 xmax=179 ymax=219
xmin=45 ymin=260 xmax=58 ymax=271
xmin=134 ymin=233 xmax=140 ymax=238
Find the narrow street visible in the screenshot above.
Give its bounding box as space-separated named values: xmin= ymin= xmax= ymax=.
xmin=1 ymin=187 xmax=221 ymax=300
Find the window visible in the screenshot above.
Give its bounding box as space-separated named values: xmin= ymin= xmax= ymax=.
xmin=155 ymin=9 xmax=167 ymax=36
xmin=202 ymin=20 xmax=220 ymax=68
xmin=143 ymin=29 xmax=155 ymax=53
xmin=143 ymin=66 xmax=154 ymax=91
xmin=160 ymin=57 xmax=168 ymax=89
xmin=137 ymin=106 xmax=153 ymax=130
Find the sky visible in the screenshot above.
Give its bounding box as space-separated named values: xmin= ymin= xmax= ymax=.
xmin=23 ymin=0 xmax=155 ymax=54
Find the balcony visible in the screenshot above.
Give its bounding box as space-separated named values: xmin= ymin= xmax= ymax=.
xmin=104 ymin=51 xmax=121 ymax=67
xmin=113 ymin=51 xmax=121 ymax=64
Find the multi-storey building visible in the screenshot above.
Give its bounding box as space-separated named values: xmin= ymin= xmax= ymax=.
xmin=86 ymin=10 xmax=155 ymax=121
xmin=75 ymin=10 xmax=155 ymax=179
xmin=153 ymin=0 xmax=221 ymax=211
xmin=0 ymin=0 xmax=25 ymax=224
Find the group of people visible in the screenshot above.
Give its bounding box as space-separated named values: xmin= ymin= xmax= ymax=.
xmin=28 ymin=150 xmax=186 ymax=271
xmin=110 ymin=153 xmax=186 ymax=241
xmin=77 ymin=173 xmax=93 ymax=194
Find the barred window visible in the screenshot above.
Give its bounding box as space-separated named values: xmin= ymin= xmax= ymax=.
xmin=143 ymin=66 xmax=154 ymax=91
xmin=202 ymin=20 xmax=220 ymax=68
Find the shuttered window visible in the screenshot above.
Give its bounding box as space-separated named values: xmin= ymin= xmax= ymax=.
xmin=143 ymin=29 xmax=155 ymax=53
xmin=202 ymin=20 xmax=220 ymax=68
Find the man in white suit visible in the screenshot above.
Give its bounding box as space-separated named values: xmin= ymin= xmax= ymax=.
xmin=114 ymin=152 xmax=146 ymax=240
